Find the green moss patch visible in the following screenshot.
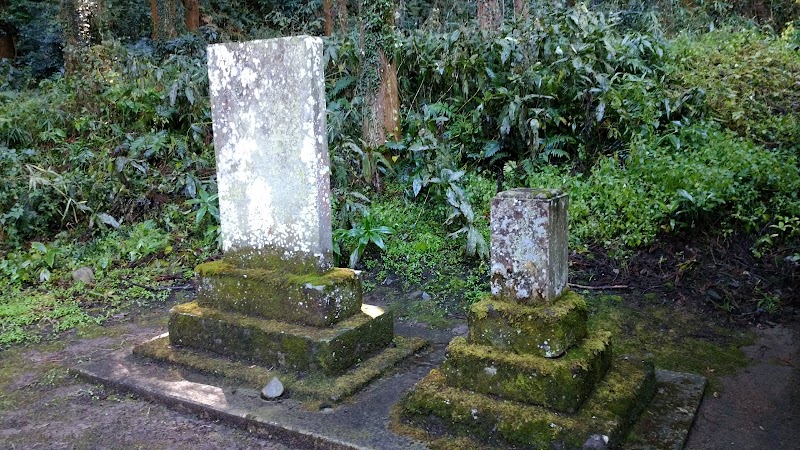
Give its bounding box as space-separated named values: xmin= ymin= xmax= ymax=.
xmin=167 ymin=302 xmax=393 ymax=376
xmin=468 ymin=290 xmax=588 ymax=357
xmin=214 ymin=247 xmax=329 ymax=274
xmin=194 ymin=262 xmax=362 ymax=326
xmin=134 ymin=334 xmax=427 ymax=407
xmin=441 ymin=327 xmax=611 ymax=413
xmin=399 ymin=358 xmax=655 ymax=449
xmin=586 ymin=298 xmax=752 ymax=390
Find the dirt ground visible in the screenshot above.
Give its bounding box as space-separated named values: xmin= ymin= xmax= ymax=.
xmin=1 ymin=236 xmax=798 ymax=449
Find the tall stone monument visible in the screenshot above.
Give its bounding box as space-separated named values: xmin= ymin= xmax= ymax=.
xmin=399 ymin=189 xmax=657 ymax=448
xmin=147 ymin=37 xmax=402 ymax=384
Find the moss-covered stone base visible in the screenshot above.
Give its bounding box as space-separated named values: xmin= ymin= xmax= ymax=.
xmin=134 ymin=334 xmax=427 ymax=407
xmin=168 ymin=302 xmax=393 ymax=376
xmin=195 ymin=260 xmax=362 ymax=327
xmin=468 ymin=290 xmax=587 ymax=358
xmin=398 ymin=358 xmax=656 ymax=449
xmin=441 ymin=327 xmax=612 ymax=413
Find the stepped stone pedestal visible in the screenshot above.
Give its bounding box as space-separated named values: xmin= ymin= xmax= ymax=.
xmin=134 ymin=36 xmax=418 ymax=401
xmin=397 ymin=189 xmax=657 ymax=448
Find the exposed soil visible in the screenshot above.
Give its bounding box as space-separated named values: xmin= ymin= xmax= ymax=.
xmin=0 ymin=298 xmax=295 ymax=450
xmin=0 ymin=235 xmax=798 ymax=449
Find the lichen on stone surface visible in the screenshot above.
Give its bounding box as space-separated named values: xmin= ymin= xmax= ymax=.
xmin=489 ymin=189 xmax=569 ymax=304
xmin=207 ymin=36 xmax=333 ymax=271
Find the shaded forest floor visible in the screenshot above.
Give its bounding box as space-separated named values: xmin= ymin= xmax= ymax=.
xmin=0 ymin=237 xmax=798 ymax=449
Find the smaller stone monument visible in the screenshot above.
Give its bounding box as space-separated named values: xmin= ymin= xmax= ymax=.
xmin=398 ymin=189 xmax=657 ymax=448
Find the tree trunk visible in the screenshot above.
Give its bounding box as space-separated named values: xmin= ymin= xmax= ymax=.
xmin=324 ymin=0 xmax=333 ymax=35
xmin=324 ymin=0 xmax=348 ymax=36
xmin=514 ymin=0 xmax=529 ymax=20
xmin=150 ymin=0 xmax=159 ymax=40
xmin=359 ymin=0 xmax=400 ymax=148
xmin=337 ymin=0 xmax=348 ymax=33
xmin=477 ymin=0 xmax=502 ymax=31
xmin=0 ymin=0 xmax=14 ymax=59
xmin=181 ymin=0 xmax=199 ymax=31
xmin=0 ymin=23 xmax=13 ymax=60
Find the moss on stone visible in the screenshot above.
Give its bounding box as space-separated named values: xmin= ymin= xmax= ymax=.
xmin=194 ymin=264 xmax=362 ymax=326
xmin=399 ymin=356 xmax=656 ymax=449
xmin=468 ymin=290 xmax=588 ymax=357
xmin=167 ymin=302 xmax=393 ymax=376
xmin=133 ymin=334 xmax=426 ymax=407
xmin=218 ymin=246 xmax=328 ymax=274
xmin=441 ymin=327 xmax=611 ymax=413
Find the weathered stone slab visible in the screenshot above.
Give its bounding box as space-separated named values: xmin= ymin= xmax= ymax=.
xmin=441 ymin=329 xmax=611 ymax=413
xmin=400 ymin=358 xmax=656 ymax=449
xmin=490 ymin=189 xmax=568 ymax=304
xmin=168 ymin=302 xmax=393 ymax=376
xmin=194 ymin=260 xmax=362 ymax=326
xmin=467 ymin=290 xmax=587 ymax=358
xmin=207 ymin=36 xmax=332 ymax=271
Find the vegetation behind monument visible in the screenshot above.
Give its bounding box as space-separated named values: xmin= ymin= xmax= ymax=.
xmin=0 ymin=0 xmax=798 ymax=345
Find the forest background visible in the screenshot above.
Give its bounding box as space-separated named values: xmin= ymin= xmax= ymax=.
xmin=0 ymin=0 xmax=798 ymax=347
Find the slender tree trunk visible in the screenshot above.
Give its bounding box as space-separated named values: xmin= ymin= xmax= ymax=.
xmin=338 ymin=0 xmax=348 ymax=33
xmin=181 ymin=0 xmax=199 ymax=31
xmin=359 ymin=0 xmax=401 ymax=148
xmin=477 ymin=0 xmax=501 ymax=31
xmin=150 ymin=0 xmax=159 ymax=40
xmin=1 ymin=0 xmax=16 ymax=59
xmin=324 ymin=0 xmax=333 ymax=35
xmin=513 ymin=0 xmax=529 ymax=20
xmin=324 ymin=0 xmax=348 ymax=36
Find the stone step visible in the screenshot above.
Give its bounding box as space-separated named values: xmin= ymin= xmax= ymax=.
xmin=441 ymin=327 xmax=611 ymax=413
xmin=168 ymin=302 xmax=392 ymax=376
xmin=400 ymin=357 xmax=656 ymax=449
xmin=195 ymin=260 xmax=362 ymax=327
xmin=468 ymin=290 xmax=587 ymax=358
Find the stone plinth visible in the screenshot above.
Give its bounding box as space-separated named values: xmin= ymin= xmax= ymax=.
xmin=441 ymin=329 xmax=611 ymax=413
xmin=490 ymin=188 xmax=568 ymax=304
xmin=402 ymin=359 xmax=656 ymax=449
xmin=194 ymin=261 xmax=363 ymax=327
xmin=467 ymin=291 xmax=587 ymax=358
xmin=208 ymin=36 xmax=332 ymax=272
xmin=168 ymin=303 xmax=393 ymax=376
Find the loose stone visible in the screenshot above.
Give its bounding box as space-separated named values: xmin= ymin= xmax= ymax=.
xmin=261 ymin=376 xmax=284 ymax=400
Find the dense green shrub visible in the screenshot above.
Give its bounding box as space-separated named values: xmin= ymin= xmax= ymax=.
xmin=670 ymin=28 xmax=800 ymax=154
xmin=521 ymin=123 xmax=800 ymax=251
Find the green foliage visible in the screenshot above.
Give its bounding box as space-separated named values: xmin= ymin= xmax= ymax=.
xmin=670 ymin=28 xmax=800 ymax=154
xmin=334 ymin=210 xmax=393 ymax=268
xmin=519 ymin=123 xmax=800 ymax=252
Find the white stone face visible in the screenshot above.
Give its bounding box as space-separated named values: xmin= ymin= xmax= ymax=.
xmin=207 ymin=36 xmax=332 ymax=269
